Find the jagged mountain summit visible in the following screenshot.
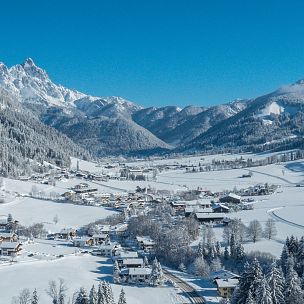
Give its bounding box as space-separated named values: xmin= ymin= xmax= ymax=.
xmin=0 ymin=59 xmax=170 ymax=156
xmin=0 ymin=58 xmax=140 ymax=113
xmin=1 ymin=58 xmax=303 ymax=157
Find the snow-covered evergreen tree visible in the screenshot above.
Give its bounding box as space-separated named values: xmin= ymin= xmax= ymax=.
xmin=266 ymin=263 xmax=285 ymax=304
xmin=280 ymin=244 xmax=290 ymax=276
xmin=143 ymin=256 xmax=149 ymax=267
xmin=113 ymin=260 xmax=121 ymax=284
xmin=192 ymin=256 xmax=210 ymax=278
xmin=157 ymin=261 xmax=164 ymax=286
xmin=237 ymin=259 xmax=262 ymax=303
xmin=245 ymin=290 xmax=255 ymax=304
xmin=148 ymin=258 xmax=165 ymax=286
xmin=97 ymin=283 xmax=104 ymax=304
xmin=89 ymin=285 xmax=97 ymax=304
xmin=103 ymin=282 xmax=115 ymax=304
xmin=285 ymin=267 xmax=304 ymax=304
xmin=75 ymin=287 xmax=89 ymax=304
xmin=178 ymin=262 xmax=186 ymax=272
xmin=117 ymin=289 xmax=127 ymax=304
xmin=256 ymin=276 xmax=273 ymax=304
xmin=210 ymin=257 xmax=222 ymax=272
xmin=31 ymin=289 xmax=39 ymax=304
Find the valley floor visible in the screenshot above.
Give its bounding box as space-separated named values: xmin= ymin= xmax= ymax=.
xmin=0 ymin=153 xmax=303 ymax=302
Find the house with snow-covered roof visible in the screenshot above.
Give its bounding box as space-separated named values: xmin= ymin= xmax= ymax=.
xmin=0 ymin=241 xmax=22 ymax=256
xmin=219 ymin=193 xmax=242 ymax=204
xmin=122 ymin=258 xmax=144 ymax=268
xmin=215 ymin=278 xmax=239 ymax=298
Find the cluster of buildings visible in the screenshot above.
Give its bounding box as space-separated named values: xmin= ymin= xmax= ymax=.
xmin=0 ymin=217 xmax=22 ymax=257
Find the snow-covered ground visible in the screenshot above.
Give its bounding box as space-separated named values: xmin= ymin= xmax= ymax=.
xmin=0 ymin=254 xmax=176 ymax=304
xmin=0 ymin=154 xmax=303 ymax=302
xmin=0 ymin=196 xmax=116 ymax=233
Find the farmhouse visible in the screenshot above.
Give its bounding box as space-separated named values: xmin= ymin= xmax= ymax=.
xmin=0 ymin=242 xmax=22 ymax=256
xmin=219 ymin=193 xmax=242 ymax=204
xmin=0 ymin=232 xmax=18 ymax=242
xmin=73 ymin=237 xmax=94 ymax=247
xmin=122 ymin=258 xmax=144 ymax=268
xmin=170 ymin=201 xmax=186 ymax=211
xmin=115 ymin=251 xmax=139 ymax=265
xmin=212 ymin=203 xmax=230 ymax=213
xmin=93 ymin=243 xmax=121 ymax=257
xmin=215 ymin=278 xmax=239 ymax=298
xmin=194 ymin=212 xmax=226 ymax=223
xmin=58 ymin=228 xmax=76 ymax=239
xmin=0 ymin=218 xmax=18 ymax=230
xmin=92 ymin=233 xmax=109 ymax=245
xmin=185 ymin=207 xmax=213 ymax=217
xmin=127 ymin=267 xmax=152 ymax=283
xmin=136 ymin=236 xmax=155 ymax=252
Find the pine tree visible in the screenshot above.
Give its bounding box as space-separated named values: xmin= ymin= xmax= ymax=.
xmin=192 ymin=256 xmax=210 ymax=278
xmin=117 ymin=289 xmax=127 ymax=304
xmin=150 ymin=258 xmax=160 ymax=286
xmin=197 ymin=242 xmax=204 ymax=257
xmin=216 ymin=241 xmax=221 ymax=256
xmin=97 ymin=283 xmax=104 ymax=304
xmin=143 ymin=256 xmax=149 ymax=267
xmin=245 ymin=290 xmax=255 ymax=304
xmin=280 ymin=244 xmax=290 ymax=276
xmin=230 ymin=234 xmax=236 ymax=259
xmin=266 ymin=263 xmax=285 ymax=304
xmin=210 ymin=257 xmax=222 ymax=272
xmin=31 ymin=289 xmax=39 ymax=304
xmin=157 ymin=261 xmax=164 ymax=286
xmin=75 ymin=287 xmax=89 ymax=304
xmin=285 ymin=267 xmax=304 ymax=304
xmin=235 ymin=243 xmax=245 ymax=261
xmin=224 ymin=246 xmax=229 ymax=260
xmin=113 ymin=260 xmax=121 ymax=284
xmin=89 ymin=285 xmax=97 ymax=304
xmin=103 ymin=282 xmax=115 ymax=304
xmin=256 ymin=276 xmax=273 ymax=304
xmin=237 ymin=259 xmax=262 ymax=303
xmin=178 ymin=262 xmax=186 ymax=272
xmin=296 ymin=237 xmax=304 ymax=277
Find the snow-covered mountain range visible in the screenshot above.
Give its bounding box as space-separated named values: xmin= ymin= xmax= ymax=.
xmin=0 ymin=58 xmax=304 ymax=156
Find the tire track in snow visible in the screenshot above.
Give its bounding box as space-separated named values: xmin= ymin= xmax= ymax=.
xmin=268 ymin=207 xmax=304 ymax=230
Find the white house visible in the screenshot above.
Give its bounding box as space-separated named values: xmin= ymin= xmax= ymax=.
xmin=128 ymin=267 xmax=151 ymax=283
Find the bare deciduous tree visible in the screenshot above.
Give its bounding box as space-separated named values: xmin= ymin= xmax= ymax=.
xmin=247 ymin=220 xmax=263 ymax=243
xmin=264 ymin=218 xmax=277 ymax=240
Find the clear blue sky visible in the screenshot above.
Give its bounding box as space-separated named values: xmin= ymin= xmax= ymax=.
xmin=1 ymin=0 xmax=304 ymax=107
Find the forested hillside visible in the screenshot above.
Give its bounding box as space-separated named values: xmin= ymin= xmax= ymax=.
xmin=0 ymin=90 xmax=90 ymax=177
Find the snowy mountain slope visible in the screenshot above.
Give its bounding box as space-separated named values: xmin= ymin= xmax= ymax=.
xmin=0 ymin=59 xmax=169 ymax=155
xmin=41 ymin=110 xmax=171 ymax=156
xmin=0 ymin=88 xmax=89 ymax=176
xmin=182 ymin=80 xmax=304 ymax=153
xmin=133 ymin=101 xmax=248 ymax=146
xmin=0 ymin=59 xmax=141 ymax=116
xmin=132 ymin=105 xmax=204 ymax=144
xmin=0 ymin=58 xmax=85 ymax=106
xmin=2 ymin=58 xmax=304 ymax=157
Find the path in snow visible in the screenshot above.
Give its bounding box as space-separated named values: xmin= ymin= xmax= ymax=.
xmin=247 ymin=168 xmax=295 ymax=185
xmin=268 ymin=207 xmax=304 ymax=230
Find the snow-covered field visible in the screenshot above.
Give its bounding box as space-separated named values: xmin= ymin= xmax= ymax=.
xmin=0 ymin=154 xmax=303 ymax=302
xmin=0 ymin=254 xmax=176 ymax=304
xmin=0 ymin=196 xmax=116 ymax=232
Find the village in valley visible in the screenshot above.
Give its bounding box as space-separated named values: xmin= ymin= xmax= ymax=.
xmin=0 ymin=150 xmax=303 ymax=303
